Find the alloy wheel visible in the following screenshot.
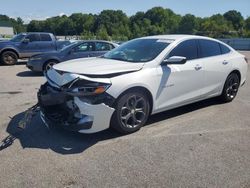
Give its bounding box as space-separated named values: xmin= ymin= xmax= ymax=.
xmin=226 ymin=76 xmax=239 ymax=99
xmin=3 ymin=53 xmax=16 ymax=65
xmin=120 ymin=95 xmax=147 ymax=128
xmin=45 ymin=62 xmax=57 ymax=72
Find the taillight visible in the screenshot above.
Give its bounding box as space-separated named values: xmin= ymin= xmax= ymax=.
xmin=244 ymin=57 xmax=248 ymax=64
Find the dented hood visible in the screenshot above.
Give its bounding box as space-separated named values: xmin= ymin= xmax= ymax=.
xmin=53 ymin=57 xmax=144 ymax=75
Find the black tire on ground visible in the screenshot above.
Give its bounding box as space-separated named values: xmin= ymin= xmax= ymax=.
xmin=220 ymin=73 xmax=240 ymax=103
xmin=43 ymin=60 xmax=58 ymax=72
xmin=111 ymin=90 xmax=150 ymax=134
xmin=1 ymin=51 xmax=18 ymax=65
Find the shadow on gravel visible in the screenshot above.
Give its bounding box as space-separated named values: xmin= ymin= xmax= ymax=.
xmin=16 ymin=71 xmax=43 ymax=77
xmin=0 ymin=60 xmax=27 ymax=66
xmin=0 ymin=97 xmax=223 ymax=154
xmin=0 ymin=112 xmax=121 ymax=154
xmin=147 ymin=97 xmax=223 ymax=125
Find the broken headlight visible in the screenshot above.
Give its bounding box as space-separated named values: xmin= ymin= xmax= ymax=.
xmin=66 ymin=79 xmax=111 ymax=96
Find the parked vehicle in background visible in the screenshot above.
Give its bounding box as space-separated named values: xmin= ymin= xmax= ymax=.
xmin=0 ymin=35 xmax=5 ymax=41
xmin=38 ymin=35 xmax=248 ymax=134
xmin=0 ymin=32 xmax=71 ymax=65
xmin=27 ymin=40 xmax=119 ymax=72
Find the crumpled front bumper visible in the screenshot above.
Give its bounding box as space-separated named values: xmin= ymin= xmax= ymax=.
xmin=38 ymin=83 xmax=115 ymax=133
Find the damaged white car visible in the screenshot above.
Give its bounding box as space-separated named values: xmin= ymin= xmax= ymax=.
xmin=38 ymin=35 xmax=248 ymax=134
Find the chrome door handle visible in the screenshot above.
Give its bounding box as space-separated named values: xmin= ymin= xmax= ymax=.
xmin=222 ymin=61 xmax=228 ymax=65
xmin=195 ymin=65 xmax=202 ymax=71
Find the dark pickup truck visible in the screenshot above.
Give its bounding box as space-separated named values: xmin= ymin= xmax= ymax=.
xmin=0 ymin=32 xmax=70 ymax=65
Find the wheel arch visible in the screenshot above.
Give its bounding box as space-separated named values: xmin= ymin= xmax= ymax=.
xmin=43 ymin=59 xmax=60 ymax=70
xmin=229 ymin=69 xmax=241 ymax=83
xmin=114 ymin=86 xmax=154 ymax=115
xmin=0 ymin=48 xmax=19 ymax=59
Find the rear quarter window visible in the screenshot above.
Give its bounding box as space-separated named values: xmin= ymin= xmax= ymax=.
xmin=220 ymin=43 xmax=231 ymax=54
xmin=199 ymin=39 xmax=221 ymax=58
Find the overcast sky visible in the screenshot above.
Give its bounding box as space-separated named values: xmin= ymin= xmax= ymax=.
xmin=1 ymin=0 xmax=250 ymax=23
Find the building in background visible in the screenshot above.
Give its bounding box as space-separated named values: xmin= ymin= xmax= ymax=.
xmin=0 ymin=21 xmax=14 ymax=39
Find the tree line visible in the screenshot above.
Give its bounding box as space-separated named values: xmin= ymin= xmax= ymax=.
xmin=1 ymin=7 xmax=250 ymax=40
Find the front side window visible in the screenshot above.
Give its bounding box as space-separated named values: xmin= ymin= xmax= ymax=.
xmin=26 ymin=34 xmax=40 ymax=42
xmin=168 ymin=39 xmax=198 ymax=60
xmin=199 ymin=39 xmax=221 ymax=58
xmin=103 ymin=39 xmax=170 ymax=63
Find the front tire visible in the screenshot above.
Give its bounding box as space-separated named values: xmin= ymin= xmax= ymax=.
xmin=43 ymin=60 xmax=58 ymax=72
xmin=111 ymin=90 xmax=150 ymax=134
xmin=220 ymin=73 xmax=240 ymax=102
xmin=1 ymin=51 xmax=18 ymax=65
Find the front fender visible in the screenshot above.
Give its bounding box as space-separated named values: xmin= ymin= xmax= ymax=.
xmin=107 ymin=68 xmax=160 ymax=111
xmin=0 ymin=46 xmax=19 ymax=55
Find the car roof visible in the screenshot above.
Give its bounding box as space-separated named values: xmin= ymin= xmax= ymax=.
xmin=19 ymin=32 xmax=54 ymax=35
xmin=141 ymin=34 xmax=217 ymax=42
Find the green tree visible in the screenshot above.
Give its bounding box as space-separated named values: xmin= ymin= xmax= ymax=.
xmin=200 ymin=14 xmax=234 ymax=38
xmin=178 ymin=14 xmax=198 ymax=34
xmin=223 ymin=10 xmax=244 ymax=31
xmin=243 ymin=17 xmax=250 ymax=37
xmin=94 ymin=10 xmax=130 ymax=38
xmin=96 ymin=25 xmax=110 ymax=40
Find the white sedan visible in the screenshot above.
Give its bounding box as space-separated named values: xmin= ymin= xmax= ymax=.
xmin=38 ymin=35 xmax=248 ymax=134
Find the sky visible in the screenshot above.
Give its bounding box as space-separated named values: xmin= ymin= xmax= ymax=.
xmin=1 ymin=0 xmax=250 ymax=23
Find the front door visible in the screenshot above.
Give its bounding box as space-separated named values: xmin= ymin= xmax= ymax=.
xmin=19 ymin=34 xmax=41 ymax=57
xmin=155 ymin=39 xmax=205 ymax=110
xmin=65 ymin=42 xmax=94 ymax=61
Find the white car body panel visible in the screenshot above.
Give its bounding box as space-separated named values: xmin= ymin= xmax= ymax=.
xmin=40 ymin=35 xmax=248 ymax=133
xmin=53 ymin=57 xmax=144 ymax=75
xmin=74 ymin=97 xmax=115 ymax=134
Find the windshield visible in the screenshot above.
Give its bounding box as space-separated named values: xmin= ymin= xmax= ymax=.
xmin=10 ymin=33 xmax=26 ymax=42
xmin=103 ymin=39 xmax=170 ymax=63
xmin=60 ymin=41 xmax=78 ymax=52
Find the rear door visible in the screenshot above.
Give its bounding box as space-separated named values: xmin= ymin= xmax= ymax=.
xmin=198 ymin=39 xmax=233 ymax=97
xmin=156 ymin=39 xmax=205 ymax=110
xmin=39 ymin=34 xmax=56 ymax=52
xmin=64 ymin=42 xmax=94 ymax=61
xmin=19 ymin=34 xmax=41 ymax=57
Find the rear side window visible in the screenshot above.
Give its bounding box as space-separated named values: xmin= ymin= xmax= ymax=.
xmin=95 ymin=42 xmax=112 ymax=51
xmin=199 ymin=39 xmax=221 ymax=58
xmin=169 ymin=39 xmax=198 ymax=60
xmin=220 ymin=43 xmax=231 ymax=54
xmin=40 ymin=34 xmax=52 ymax=41
xmin=26 ymin=34 xmax=40 ymax=42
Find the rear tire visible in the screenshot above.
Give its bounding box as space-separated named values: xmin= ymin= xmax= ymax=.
xmin=220 ymin=73 xmax=240 ymax=102
xmin=111 ymin=90 xmax=150 ymax=134
xmin=1 ymin=51 xmax=18 ymax=65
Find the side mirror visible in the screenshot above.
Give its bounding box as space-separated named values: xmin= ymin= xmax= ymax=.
xmin=22 ymin=38 xmax=30 ymax=43
xmin=162 ymin=56 xmax=187 ymax=65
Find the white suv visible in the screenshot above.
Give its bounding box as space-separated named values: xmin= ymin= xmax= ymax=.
xmin=38 ymin=35 xmax=248 ymax=134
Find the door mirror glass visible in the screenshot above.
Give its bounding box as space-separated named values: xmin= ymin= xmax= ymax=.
xmin=162 ymin=56 xmax=187 ymax=65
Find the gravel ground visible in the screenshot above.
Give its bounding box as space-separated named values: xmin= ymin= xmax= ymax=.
xmin=0 ymin=52 xmax=250 ymax=188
